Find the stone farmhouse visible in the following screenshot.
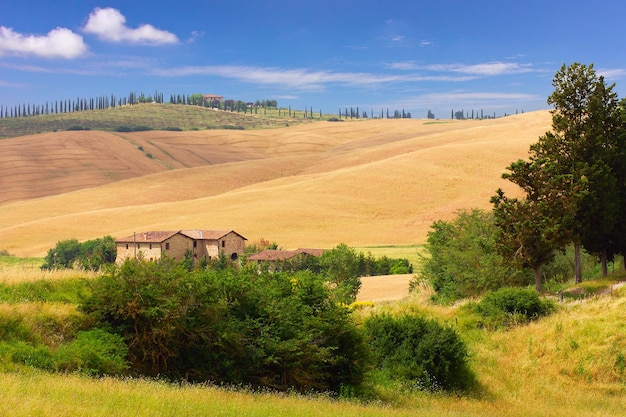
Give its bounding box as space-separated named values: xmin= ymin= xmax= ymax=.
xmin=116 ymin=230 xmax=246 ymax=264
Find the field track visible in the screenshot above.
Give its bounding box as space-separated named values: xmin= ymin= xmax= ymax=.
xmin=0 ymin=111 xmax=551 ymax=256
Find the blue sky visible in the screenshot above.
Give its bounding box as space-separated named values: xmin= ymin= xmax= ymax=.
xmin=1 ymin=1 xmax=625 ymax=118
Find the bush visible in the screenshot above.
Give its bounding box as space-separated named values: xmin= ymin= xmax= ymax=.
xmin=56 ymin=329 xmax=128 ymax=375
xmin=418 ymin=209 xmax=532 ymax=303
xmin=364 ymin=313 xmax=472 ymax=391
xmin=3 ymin=330 xmax=128 ymax=376
xmin=42 ymin=236 xmax=116 ymax=270
xmin=80 ymin=258 xmax=367 ymax=392
xmin=132 ymin=125 xmax=152 ymax=132
xmin=66 ymin=125 xmax=91 ymax=131
xmin=474 ymin=287 xmax=555 ymax=329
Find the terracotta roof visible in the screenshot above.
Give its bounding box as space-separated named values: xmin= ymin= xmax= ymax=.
xmin=116 ymin=230 xmax=247 ymax=244
xmin=180 ymin=230 xmax=247 ymax=241
xmin=116 ymin=231 xmax=181 ymax=243
xmin=247 ymin=248 xmax=324 ymax=262
xmin=296 ymin=248 xmax=325 ymax=257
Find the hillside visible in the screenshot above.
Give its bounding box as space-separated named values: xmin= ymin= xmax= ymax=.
xmin=0 ymin=103 xmax=305 ymax=139
xmin=0 ymin=111 xmax=552 ymax=256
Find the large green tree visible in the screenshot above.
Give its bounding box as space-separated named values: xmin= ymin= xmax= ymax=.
xmin=495 ymin=63 xmax=625 ymax=284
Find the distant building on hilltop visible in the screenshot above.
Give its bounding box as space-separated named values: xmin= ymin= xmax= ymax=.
xmin=115 ymin=229 xmax=246 ymax=264
xmin=202 ymin=94 xmax=224 ymax=106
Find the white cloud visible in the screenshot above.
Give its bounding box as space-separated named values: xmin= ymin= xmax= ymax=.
xmin=388 ymin=61 xmax=538 ymax=76
xmin=83 ymin=7 xmax=178 ymax=45
xmin=446 ymin=62 xmax=536 ymax=76
xmin=0 ymin=26 xmax=87 ymax=59
xmin=597 ymin=68 xmax=626 ymax=80
xmin=186 ymin=31 xmax=204 ymax=44
xmin=406 ymin=91 xmax=541 ymax=109
xmin=151 ymin=65 xmax=475 ymax=90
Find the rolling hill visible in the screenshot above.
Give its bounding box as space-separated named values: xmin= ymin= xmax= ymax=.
xmin=0 ymin=110 xmax=552 ymax=256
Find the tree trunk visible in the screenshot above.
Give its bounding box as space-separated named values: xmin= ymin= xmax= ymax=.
xmin=574 ymin=242 xmax=583 ymax=284
xmin=601 ymin=249 xmax=608 ymax=277
xmin=534 ymin=266 xmax=542 ymax=292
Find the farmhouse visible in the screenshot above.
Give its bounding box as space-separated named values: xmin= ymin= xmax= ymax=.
xmin=202 ymin=94 xmax=224 ymax=106
xmin=116 ymin=230 xmax=246 ymax=264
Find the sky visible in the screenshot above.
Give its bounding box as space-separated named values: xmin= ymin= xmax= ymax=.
xmin=1 ymin=0 xmax=625 ymax=119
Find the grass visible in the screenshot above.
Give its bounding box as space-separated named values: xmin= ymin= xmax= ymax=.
xmin=0 ymin=256 xmax=99 ymax=285
xmin=0 ymin=103 xmax=334 ymax=139
xmin=0 ymin=259 xmax=625 ymax=416
xmin=1 ymin=290 xmax=625 ymax=416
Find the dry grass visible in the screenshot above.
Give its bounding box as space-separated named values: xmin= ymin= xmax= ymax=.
xmin=356 ymin=275 xmax=414 ymax=303
xmin=0 ymin=263 xmax=98 ymax=285
xmin=0 ymin=111 xmax=551 ymax=257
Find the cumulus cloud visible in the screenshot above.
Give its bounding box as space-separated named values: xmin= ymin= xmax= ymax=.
xmin=0 ymin=26 xmax=87 ymax=59
xmin=83 ymin=7 xmax=178 ymax=45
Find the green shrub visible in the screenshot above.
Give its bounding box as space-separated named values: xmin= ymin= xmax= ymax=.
xmin=42 ymin=236 xmax=116 ymax=271
xmin=56 ymin=329 xmax=128 ymax=375
xmin=364 ymin=313 xmax=472 ymax=391
xmin=474 ymin=287 xmax=555 ymax=329
xmin=418 ymin=209 xmax=532 ymax=304
xmin=0 ymin=315 xmax=38 ymax=343
xmin=114 ymin=126 xmax=132 ymax=132
xmin=80 ymin=259 xmax=367 ymax=392
xmin=6 ymin=341 xmax=55 ymax=370
xmin=164 ymin=127 xmax=182 ymax=131
xmin=132 ymin=126 xmax=152 ymax=131
xmin=66 ymin=125 xmax=91 ymax=131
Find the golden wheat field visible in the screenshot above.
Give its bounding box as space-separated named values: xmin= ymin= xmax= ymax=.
xmin=0 ymin=111 xmax=551 ymax=257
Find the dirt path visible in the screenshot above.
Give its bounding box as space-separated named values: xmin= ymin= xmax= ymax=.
xmin=356 ymin=274 xmax=414 ymax=302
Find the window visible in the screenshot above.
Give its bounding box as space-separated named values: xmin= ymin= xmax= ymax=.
xmin=137 ymin=243 xmax=140 ymax=249
xmin=193 ymin=241 xmax=197 ymax=248
xmin=149 ymin=244 xmax=152 ymax=250
xmin=221 ymin=240 xmax=225 ymax=248
xmin=125 ymin=244 xmax=129 ymax=249
xmin=165 ymin=242 xmax=170 ymax=250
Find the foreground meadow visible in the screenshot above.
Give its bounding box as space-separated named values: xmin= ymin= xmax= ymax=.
xmin=1 ymin=260 xmax=625 ymax=416
xmin=1 ymin=295 xmax=625 ymax=417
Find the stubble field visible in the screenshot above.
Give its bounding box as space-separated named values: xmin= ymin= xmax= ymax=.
xmin=0 ymin=110 xmax=551 ymax=257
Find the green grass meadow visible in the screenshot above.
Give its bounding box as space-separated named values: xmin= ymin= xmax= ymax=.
xmin=1 ymin=249 xmax=626 ymax=416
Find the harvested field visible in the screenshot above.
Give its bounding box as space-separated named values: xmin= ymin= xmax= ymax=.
xmin=0 ymin=111 xmax=551 ymax=256
xmin=356 ymin=274 xmax=414 ymax=302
